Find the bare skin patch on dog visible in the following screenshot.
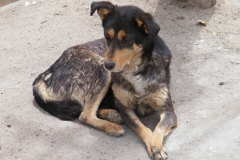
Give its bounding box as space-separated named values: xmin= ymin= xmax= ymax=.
xmin=107 ymin=29 xmax=114 ymax=39
xmin=117 ymin=30 xmax=125 ymax=41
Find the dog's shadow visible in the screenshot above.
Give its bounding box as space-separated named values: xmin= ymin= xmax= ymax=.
xmin=32 ymin=99 xmax=45 ymax=113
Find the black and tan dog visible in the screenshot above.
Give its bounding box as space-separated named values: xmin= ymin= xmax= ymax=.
xmin=33 ymin=1 xmax=177 ymax=160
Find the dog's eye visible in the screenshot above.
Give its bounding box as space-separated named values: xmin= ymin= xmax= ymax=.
xmin=105 ymin=33 xmax=110 ymax=39
xmin=123 ymin=36 xmax=131 ymax=43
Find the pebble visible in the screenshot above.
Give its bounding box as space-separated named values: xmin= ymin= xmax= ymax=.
xmin=41 ymin=20 xmax=47 ymax=24
xmin=25 ymin=1 xmax=30 ymax=7
xmin=54 ymin=12 xmax=61 ymax=15
xmin=219 ymin=82 xmax=224 ymax=85
xmin=176 ymin=16 xmax=185 ymax=20
xmin=7 ymin=124 xmax=11 ymax=128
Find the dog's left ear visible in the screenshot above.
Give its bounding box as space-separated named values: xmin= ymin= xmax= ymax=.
xmin=90 ymin=1 xmax=115 ymax=20
xmin=135 ymin=13 xmax=160 ymax=37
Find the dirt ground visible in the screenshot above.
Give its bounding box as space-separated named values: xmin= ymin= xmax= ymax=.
xmin=0 ymin=0 xmax=240 ymax=159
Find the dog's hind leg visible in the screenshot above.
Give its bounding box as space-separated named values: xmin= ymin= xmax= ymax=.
xmin=151 ymin=95 xmax=177 ymax=160
xmin=97 ymin=87 xmax=122 ymax=123
xmin=97 ymin=109 xmax=123 ymax=124
xmin=79 ymin=80 xmax=125 ymax=137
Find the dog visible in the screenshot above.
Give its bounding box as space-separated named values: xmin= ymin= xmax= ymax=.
xmin=33 ymin=1 xmax=177 ymax=160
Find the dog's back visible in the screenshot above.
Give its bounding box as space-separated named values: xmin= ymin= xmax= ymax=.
xmin=33 ymin=39 xmax=109 ymax=120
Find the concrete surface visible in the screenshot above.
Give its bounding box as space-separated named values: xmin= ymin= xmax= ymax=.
xmin=0 ymin=0 xmax=240 ymax=159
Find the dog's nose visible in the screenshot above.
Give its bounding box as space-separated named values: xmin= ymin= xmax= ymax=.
xmin=104 ymin=61 xmax=115 ymax=70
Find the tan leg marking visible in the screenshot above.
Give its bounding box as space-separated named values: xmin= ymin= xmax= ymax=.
xmin=146 ymin=86 xmax=168 ymax=111
xmin=79 ymin=76 xmax=124 ymax=137
xmin=151 ymin=111 xmax=177 ymax=160
xmin=97 ymin=109 xmax=123 ymax=124
xmin=120 ymin=108 xmax=153 ymax=158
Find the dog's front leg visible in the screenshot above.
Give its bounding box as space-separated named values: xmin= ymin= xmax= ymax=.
xmin=151 ymin=94 xmax=177 ymax=160
xmin=116 ymin=101 xmax=153 ymax=158
xmin=112 ymin=84 xmax=154 ymax=158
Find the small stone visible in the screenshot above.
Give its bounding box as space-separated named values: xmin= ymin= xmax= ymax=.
xmin=54 ymin=12 xmax=61 ymax=15
xmin=196 ymin=20 xmax=207 ymax=26
xmin=219 ymin=82 xmax=224 ymax=85
xmin=176 ymin=16 xmax=185 ymax=20
xmin=41 ymin=20 xmax=47 ymax=24
xmin=25 ymin=1 xmax=30 ymax=7
xmin=7 ymin=124 xmax=11 ymax=128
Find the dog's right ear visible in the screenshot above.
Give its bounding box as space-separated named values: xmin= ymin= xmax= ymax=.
xmin=90 ymin=1 xmax=115 ymax=20
xmin=135 ymin=13 xmax=160 ymax=38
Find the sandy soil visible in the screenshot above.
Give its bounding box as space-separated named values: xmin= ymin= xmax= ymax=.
xmin=0 ymin=0 xmax=240 ymax=159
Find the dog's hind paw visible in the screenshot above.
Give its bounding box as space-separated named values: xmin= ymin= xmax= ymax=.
xmin=107 ymin=110 xmax=123 ymax=124
xmin=97 ymin=109 xmax=123 ymax=124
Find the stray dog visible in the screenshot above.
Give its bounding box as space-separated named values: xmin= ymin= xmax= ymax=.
xmin=33 ymin=1 xmax=177 ymax=160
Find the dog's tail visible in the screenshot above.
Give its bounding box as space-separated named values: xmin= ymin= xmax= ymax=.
xmin=33 ymin=66 xmax=82 ymax=120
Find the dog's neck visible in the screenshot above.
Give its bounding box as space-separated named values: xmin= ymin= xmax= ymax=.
xmin=113 ymin=36 xmax=171 ymax=96
xmin=135 ymin=36 xmax=171 ymax=79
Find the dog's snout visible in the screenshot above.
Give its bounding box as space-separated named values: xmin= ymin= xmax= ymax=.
xmin=104 ymin=61 xmax=115 ymax=70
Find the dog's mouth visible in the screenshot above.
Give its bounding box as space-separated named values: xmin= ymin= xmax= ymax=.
xmin=108 ymin=68 xmax=122 ymax=73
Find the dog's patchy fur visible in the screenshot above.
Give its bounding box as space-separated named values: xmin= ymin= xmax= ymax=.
xmin=33 ymin=1 xmax=177 ymax=160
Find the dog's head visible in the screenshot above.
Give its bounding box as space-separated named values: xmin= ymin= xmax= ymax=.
xmin=91 ymin=1 xmax=160 ymax=72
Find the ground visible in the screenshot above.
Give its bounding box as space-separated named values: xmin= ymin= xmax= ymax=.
xmin=0 ymin=0 xmax=240 ymax=160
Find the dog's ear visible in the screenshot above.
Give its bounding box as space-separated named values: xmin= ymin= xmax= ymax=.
xmin=90 ymin=1 xmax=115 ymax=20
xmin=135 ymin=13 xmax=160 ymax=37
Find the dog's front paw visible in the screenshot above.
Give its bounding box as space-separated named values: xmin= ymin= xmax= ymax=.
xmin=151 ymin=146 xmax=167 ymax=160
xmin=105 ymin=123 xmax=125 ymax=137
